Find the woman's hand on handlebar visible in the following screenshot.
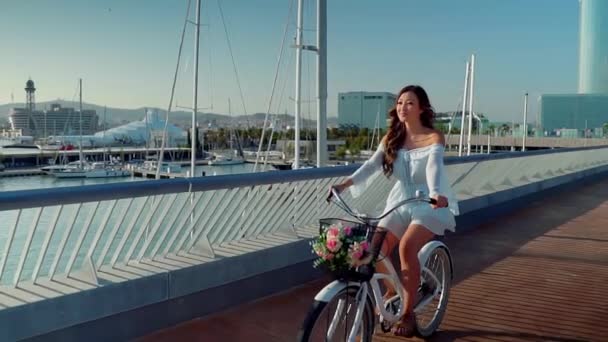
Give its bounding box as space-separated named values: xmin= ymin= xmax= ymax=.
xmin=430 ymin=195 xmax=448 ymax=209
xmin=327 ymin=183 xmax=348 ymax=202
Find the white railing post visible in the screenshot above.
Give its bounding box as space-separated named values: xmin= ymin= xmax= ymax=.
xmin=110 ymin=197 xmax=150 ymax=267
xmin=0 ymin=210 xmax=21 ymax=282
xmin=85 ymin=200 xmax=118 ymax=268
xmin=135 ymin=194 xmax=179 ymax=261
xmin=97 ymin=199 xmax=134 ymax=270
xmin=32 ymin=206 xmax=63 ymax=282
xmin=65 ymin=202 xmax=100 ymax=276
xmin=159 ymin=191 xmax=210 ymax=257
xmin=146 ymin=194 xmax=193 ymax=261
xmin=48 ymin=203 xmax=82 ymax=280
xmin=14 ymin=208 xmax=42 ymax=285
xmin=123 ymin=195 xmax=166 ymax=262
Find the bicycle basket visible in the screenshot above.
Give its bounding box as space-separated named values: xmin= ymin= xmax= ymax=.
xmin=311 ymin=218 xmax=388 ymax=282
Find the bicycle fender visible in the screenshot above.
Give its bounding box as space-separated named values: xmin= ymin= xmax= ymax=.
xmin=418 ymin=240 xmax=454 ymax=279
xmin=313 ymin=280 xmax=360 ymax=302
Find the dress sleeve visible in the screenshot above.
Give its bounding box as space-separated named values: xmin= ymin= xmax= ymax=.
xmin=348 ymin=142 xmax=385 ymax=198
xmin=425 ymin=144 xmax=445 ymax=198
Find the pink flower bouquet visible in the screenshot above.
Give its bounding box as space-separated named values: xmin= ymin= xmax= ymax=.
xmin=311 ymin=220 xmax=374 ymax=274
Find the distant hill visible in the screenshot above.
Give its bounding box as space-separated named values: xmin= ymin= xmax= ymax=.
xmin=0 ymin=100 xmax=337 ymax=129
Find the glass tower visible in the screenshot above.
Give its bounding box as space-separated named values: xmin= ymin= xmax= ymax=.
xmin=578 ymin=0 xmax=608 ymax=94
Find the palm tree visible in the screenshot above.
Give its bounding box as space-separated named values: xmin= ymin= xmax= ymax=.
xmin=488 ymin=124 xmax=496 ymax=136
xmin=499 ymin=124 xmax=511 ymax=136
xmin=327 ymin=127 xmax=340 ymax=140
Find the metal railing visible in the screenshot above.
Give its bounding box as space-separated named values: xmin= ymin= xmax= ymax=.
xmin=0 ymin=145 xmax=607 ymax=309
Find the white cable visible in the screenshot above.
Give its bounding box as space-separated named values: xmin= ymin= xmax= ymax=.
xmin=155 ymin=0 xmax=192 ymax=179
xmin=254 ymin=0 xmax=296 ymax=172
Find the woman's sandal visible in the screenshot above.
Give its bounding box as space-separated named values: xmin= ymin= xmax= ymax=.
xmin=393 ymin=312 xmax=416 ymax=338
xmin=374 ymin=290 xmax=400 ymax=334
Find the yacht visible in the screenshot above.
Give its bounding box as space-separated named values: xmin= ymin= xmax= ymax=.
xmin=0 ymin=135 xmax=35 ymax=148
xmin=1 ymin=143 xmax=41 ymax=150
xmin=141 ymin=160 xmax=183 ymax=174
xmin=207 ymin=101 xmax=246 ymax=167
xmin=50 ymin=163 xmax=88 ymax=178
xmin=207 ymin=153 xmax=245 ymax=166
xmin=84 ymin=162 xmax=131 ymax=178
xmin=41 ymin=160 xmax=88 ymax=174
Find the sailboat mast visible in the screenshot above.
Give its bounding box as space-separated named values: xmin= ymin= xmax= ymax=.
xmin=316 ymin=0 xmax=327 ymax=167
xmin=294 ymin=0 xmax=304 ymax=169
xmin=144 ymin=108 xmax=148 ymax=158
xmin=79 ymin=78 xmax=83 ymax=167
xmin=458 ymin=61 xmax=470 ymax=157
xmin=191 ymin=0 xmax=201 ymax=178
xmin=103 ymin=106 xmax=107 ymax=163
xmin=466 ymin=53 xmax=476 ymax=156
xmin=228 ymin=98 xmax=232 ymax=152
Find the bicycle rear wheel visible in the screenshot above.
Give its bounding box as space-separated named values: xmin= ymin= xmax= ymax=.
xmin=297 ymin=285 xmax=374 ymax=342
xmin=415 ymin=246 xmax=452 ymax=337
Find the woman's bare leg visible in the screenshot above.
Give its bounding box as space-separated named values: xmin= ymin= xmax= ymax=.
xmin=394 ymin=224 xmax=435 ymax=335
xmin=374 ymin=230 xmax=400 ymax=297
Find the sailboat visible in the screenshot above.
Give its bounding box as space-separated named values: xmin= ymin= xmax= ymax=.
xmin=208 ymin=99 xmax=245 ymax=166
xmin=153 ymin=0 xmax=202 ymax=178
xmin=51 ymin=79 xmax=89 ymax=178
xmin=207 ymin=153 xmax=244 ymax=165
xmin=84 ymin=106 xmax=130 ymax=178
xmin=360 ymin=103 xmax=381 ymax=158
xmin=85 ymin=162 xmax=131 ymax=178
xmin=43 ymin=160 xmax=86 ymax=175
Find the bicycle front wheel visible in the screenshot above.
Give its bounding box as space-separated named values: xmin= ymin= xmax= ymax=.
xmin=415 ymin=246 xmax=452 ymax=337
xmin=297 ymin=285 xmax=375 ymax=342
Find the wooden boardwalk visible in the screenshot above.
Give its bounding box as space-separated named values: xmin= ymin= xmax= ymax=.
xmin=140 ymin=178 xmax=608 ymax=342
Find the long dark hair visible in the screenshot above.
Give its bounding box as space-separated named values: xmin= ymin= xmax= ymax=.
xmin=382 ymin=85 xmax=435 ymax=177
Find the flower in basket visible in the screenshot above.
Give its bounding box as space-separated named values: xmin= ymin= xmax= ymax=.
xmin=325 ymin=226 xmax=343 ymax=252
xmin=310 ymin=221 xmax=374 ymax=272
xmin=348 ymin=240 xmax=373 ymax=267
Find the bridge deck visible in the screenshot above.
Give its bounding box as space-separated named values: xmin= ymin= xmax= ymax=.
xmin=140 ymin=178 xmax=608 ymax=341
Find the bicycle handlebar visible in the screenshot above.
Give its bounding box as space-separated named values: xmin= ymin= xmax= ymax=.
xmin=327 ymin=186 xmax=441 ymax=223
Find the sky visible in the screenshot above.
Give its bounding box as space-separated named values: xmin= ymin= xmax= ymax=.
xmin=0 ymin=0 xmax=580 ymax=123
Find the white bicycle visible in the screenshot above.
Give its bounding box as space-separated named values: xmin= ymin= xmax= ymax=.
xmin=297 ymin=188 xmax=454 ymax=341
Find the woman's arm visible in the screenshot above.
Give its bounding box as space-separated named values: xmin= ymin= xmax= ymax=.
xmin=334 ymin=138 xmax=385 ymax=193
xmin=426 ymin=132 xmax=448 ymax=208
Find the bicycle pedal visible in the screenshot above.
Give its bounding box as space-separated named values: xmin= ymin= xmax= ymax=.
xmin=419 ymin=282 xmax=436 ymax=296
xmin=379 ymin=318 xmax=393 ymax=333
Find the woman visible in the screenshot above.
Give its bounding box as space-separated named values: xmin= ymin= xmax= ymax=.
xmin=331 ymin=85 xmax=458 ymax=337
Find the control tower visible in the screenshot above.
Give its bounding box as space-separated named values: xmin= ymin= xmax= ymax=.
xmin=25 ymin=79 xmax=36 ymax=112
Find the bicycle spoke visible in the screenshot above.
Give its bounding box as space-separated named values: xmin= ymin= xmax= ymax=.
xmin=326 ymin=299 xmax=346 ymax=340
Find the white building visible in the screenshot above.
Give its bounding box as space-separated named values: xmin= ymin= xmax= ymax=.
xmin=48 ymin=110 xmax=187 ymax=148
xmin=9 ymin=103 xmax=98 ymax=137
xmin=337 ymin=91 xmax=395 ymax=129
